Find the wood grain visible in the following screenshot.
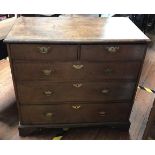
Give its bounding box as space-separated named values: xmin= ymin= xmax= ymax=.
xmin=13 ymin=61 xmax=141 ymax=82
xmin=6 ymin=17 xmax=149 ymax=136
xmin=17 ymin=81 xmax=135 ymax=103
xmin=0 ymin=44 xmax=154 ymax=139
xmin=10 ymin=44 xmax=78 ymax=60
xmin=0 ymin=17 xmax=154 ymax=139
xmin=20 ymin=103 xmax=131 ymax=125
xmin=4 ymin=17 xmax=150 ymax=43
xmin=81 ymin=44 xmax=146 ymax=61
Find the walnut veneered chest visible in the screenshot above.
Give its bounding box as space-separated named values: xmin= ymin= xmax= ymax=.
xmin=5 ymin=17 xmax=150 ymax=136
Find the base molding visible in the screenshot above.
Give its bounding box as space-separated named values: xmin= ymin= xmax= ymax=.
xmin=18 ymin=122 xmax=130 ymax=137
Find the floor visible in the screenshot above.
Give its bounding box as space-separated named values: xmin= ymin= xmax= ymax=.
xmin=0 ymin=34 xmax=155 ymax=140
xmin=129 ymin=33 xmax=155 ymax=139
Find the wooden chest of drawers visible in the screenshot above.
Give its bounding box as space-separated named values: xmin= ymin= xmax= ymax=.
xmin=5 ymin=17 xmax=150 ymax=136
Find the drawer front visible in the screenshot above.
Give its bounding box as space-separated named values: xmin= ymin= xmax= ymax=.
xmin=81 ymin=44 xmax=146 ymax=61
xmin=17 ymin=81 xmax=135 ymax=104
xmin=14 ymin=61 xmax=141 ymax=81
xmin=20 ymin=103 xmax=131 ymax=124
xmin=10 ymin=44 xmax=78 ymax=60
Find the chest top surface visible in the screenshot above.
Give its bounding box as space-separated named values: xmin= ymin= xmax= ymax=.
xmin=5 ymin=17 xmax=150 ymax=43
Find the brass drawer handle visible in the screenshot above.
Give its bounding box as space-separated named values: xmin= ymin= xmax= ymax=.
xmin=72 ymin=105 xmax=81 ymax=109
xmin=45 ymin=112 xmax=53 ymax=117
xmin=101 ymin=89 xmax=109 ymax=94
xmin=42 ymin=69 xmax=52 ymax=76
xmin=99 ymin=111 xmax=106 ymax=116
xmin=73 ymin=83 xmax=83 ymax=88
xmin=105 ymin=46 xmax=119 ymax=53
xmin=38 ymin=47 xmax=50 ymax=54
xmin=44 ymin=90 xmax=53 ymax=96
xmin=104 ymin=68 xmax=113 ymax=74
xmin=73 ymin=64 xmax=84 ymax=70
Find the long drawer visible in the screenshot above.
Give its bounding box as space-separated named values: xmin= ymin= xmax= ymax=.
xmin=13 ymin=61 xmax=141 ymax=81
xmin=81 ymin=44 xmax=146 ymax=61
xmin=17 ymin=81 xmax=135 ymax=104
xmin=10 ymin=44 xmax=78 ymax=60
xmin=20 ymin=103 xmax=131 ymax=124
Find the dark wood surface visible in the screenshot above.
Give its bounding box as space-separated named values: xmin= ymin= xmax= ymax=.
xmin=4 ymin=17 xmax=150 ymax=137
xmin=10 ymin=44 xmax=78 ymax=60
xmin=20 ymin=103 xmax=131 ymax=125
xmin=0 ymin=32 xmax=154 ymax=139
xmin=13 ymin=61 xmax=141 ymax=81
xmin=4 ymin=17 xmax=150 ymax=43
xmin=81 ymin=44 xmax=147 ymax=61
xmin=10 ymin=44 xmax=147 ymax=61
xmin=17 ymin=81 xmax=135 ymax=103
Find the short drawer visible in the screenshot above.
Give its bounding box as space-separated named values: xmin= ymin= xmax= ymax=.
xmin=13 ymin=61 xmax=141 ymax=81
xmin=81 ymin=44 xmax=146 ymax=61
xmin=17 ymin=81 xmax=135 ymax=104
xmin=20 ymin=103 xmax=131 ymax=124
xmin=10 ymin=44 xmax=78 ymax=61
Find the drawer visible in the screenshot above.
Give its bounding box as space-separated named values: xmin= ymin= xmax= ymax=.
xmin=17 ymin=81 xmax=135 ymax=104
xmin=20 ymin=103 xmax=131 ymax=124
xmin=81 ymin=44 xmax=146 ymax=61
xmin=14 ymin=61 xmax=141 ymax=81
xmin=10 ymin=44 xmax=78 ymax=60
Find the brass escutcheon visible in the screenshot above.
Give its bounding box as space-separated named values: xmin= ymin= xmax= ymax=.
xmin=101 ymin=89 xmax=109 ymax=94
xmin=72 ymin=64 xmax=84 ymax=70
xmin=72 ymin=105 xmax=81 ymax=109
xmin=73 ymin=83 xmax=83 ymax=88
xmin=105 ymin=46 xmax=119 ymax=53
xmin=45 ymin=112 xmax=53 ymax=117
xmin=44 ymin=90 xmax=53 ymax=96
xmin=38 ymin=47 xmax=50 ymax=54
xmin=42 ymin=69 xmax=52 ymax=76
xmin=99 ymin=111 xmax=106 ymax=116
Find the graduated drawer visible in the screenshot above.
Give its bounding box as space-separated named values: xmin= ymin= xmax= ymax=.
xmin=81 ymin=44 xmax=146 ymax=61
xmin=20 ymin=103 xmax=131 ymax=124
xmin=13 ymin=61 xmax=141 ymax=81
xmin=17 ymin=81 xmax=135 ymax=104
xmin=10 ymin=44 xmax=78 ymax=60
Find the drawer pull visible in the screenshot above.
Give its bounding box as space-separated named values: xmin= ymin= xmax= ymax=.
xmin=99 ymin=111 xmax=106 ymax=116
xmin=73 ymin=64 xmax=84 ymax=70
xmin=104 ymin=68 xmax=113 ymax=74
xmin=38 ymin=47 xmax=50 ymax=54
xmin=72 ymin=105 xmax=81 ymax=109
xmin=73 ymin=83 xmax=83 ymax=88
xmin=44 ymin=90 xmax=53 ymax=96
xmin=42 ymin=69 xmax=52 ymax=76
xmin=101 ymin=89 xmax=109 ymax=94
xmin=105 ymin=46 xmax=119 ymax=53
xmin=45 ymin=112 xmax=53 ymax=117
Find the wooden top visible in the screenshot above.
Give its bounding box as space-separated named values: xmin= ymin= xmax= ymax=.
xmin=0 ymin=17 xmax=16 ymax=40
xmin=5 ymin=17 xmax=150 ymax=43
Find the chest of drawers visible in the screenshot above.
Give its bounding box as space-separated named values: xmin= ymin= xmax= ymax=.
xmin=5 ymin=17 xmax=150 ymax=136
